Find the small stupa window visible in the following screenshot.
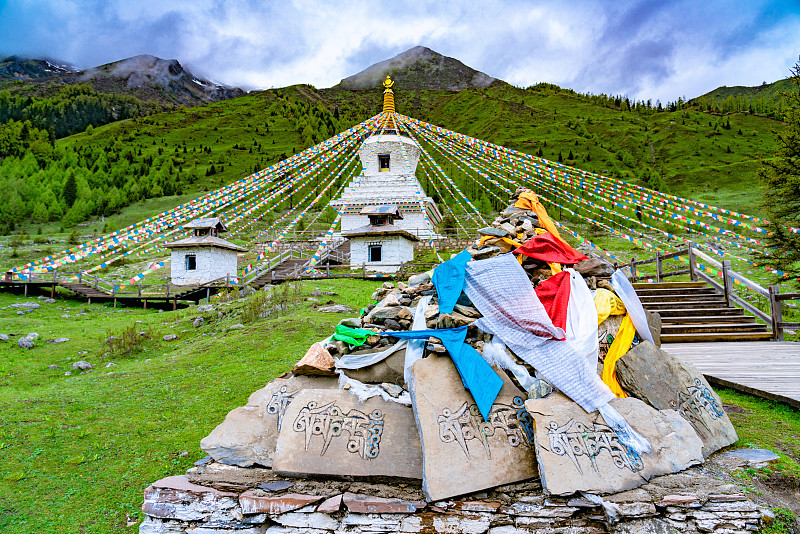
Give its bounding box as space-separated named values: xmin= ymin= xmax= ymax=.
xmin=378 ymin=154 xmax=390 ymax=171
xmin=185 ymin=254 xmax=197 ymax=271
xmin=368 ymin=244 xmax=382 ymax=262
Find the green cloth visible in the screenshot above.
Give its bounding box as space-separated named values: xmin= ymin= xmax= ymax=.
xmin=332 ymin=325 xmax=375 ymax=347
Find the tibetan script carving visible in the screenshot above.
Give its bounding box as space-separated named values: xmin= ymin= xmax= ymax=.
xmin=293 ymin=401 xmax=384 ymax=459
xmin=670 ymin=378 xmax=725 ymax=432
xmin=547 ymin=418 xmax=644 ymax=476
xmin=266 ymin=385 xmax=299 ymax=431
xmin=438 ymin=396 xmax=535 ymax=459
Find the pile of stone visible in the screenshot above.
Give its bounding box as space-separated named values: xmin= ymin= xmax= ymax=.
xmin=139 ymin=190 xmax=761 ymax=534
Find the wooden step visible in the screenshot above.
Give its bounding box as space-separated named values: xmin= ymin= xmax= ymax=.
xmin=661 ymin=323 xmax=768 ymax=334
xmin=633 ymin=281 xmax=708 ymax=289
xmin=660 ymin=315 xmax=756 ymax=325
xmin=660 ymin=331 xmax=774 ymax=343
xmin=644 ymin=301 xmax=728 ymax=310
xmin=639 ymin=294 xmax=725 ymax=304
xmin=636 ymin=287 xmax=718 ymax=298
xmin=652 ymin=307 xmax=745 ymax=317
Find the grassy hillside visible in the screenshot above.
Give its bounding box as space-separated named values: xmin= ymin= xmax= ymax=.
xmin=1 ymin=279 xmax=799 ymax=533
xmin=0 ymin=79 xmax=784 ymax=236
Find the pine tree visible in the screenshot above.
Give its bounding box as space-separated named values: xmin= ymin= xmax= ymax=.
xmin=759 ymin=57 xmax=800 ymax=277
xmin=62 ymin=173 xmax=77 ymax=207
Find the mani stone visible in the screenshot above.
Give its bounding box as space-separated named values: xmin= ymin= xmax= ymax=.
xmin=200 ymin=375 xmax=338 ymax=468
xmin=292 ymin=342 xmax=337 ymax=377
xmin=525 ymin=392 xmax=703 ymax=496
xmin=409 ymin=353 xmax=538 ymax=502
xmin=615 ymin=341 xmax=738 ymax=458
xmin=272 ymin=389 xmax=423 ymax=479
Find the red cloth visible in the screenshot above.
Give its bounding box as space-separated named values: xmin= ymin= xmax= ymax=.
xmin=534 ymin=271 xmax=571 ymax=330
xmin=514 ymin=232 xmax=588 ymax=265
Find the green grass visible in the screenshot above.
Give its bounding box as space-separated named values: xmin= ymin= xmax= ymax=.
xmin=0 ymin=278 xmax=382 ymax=533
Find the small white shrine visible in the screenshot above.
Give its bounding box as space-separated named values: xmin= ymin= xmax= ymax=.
xmin=165 ymin=217 xmax=246 ymax=286
xmin=330 ymin=76 xmax=442 ymax=240
xmin=342 ymin=205 xmax=419 ymax=272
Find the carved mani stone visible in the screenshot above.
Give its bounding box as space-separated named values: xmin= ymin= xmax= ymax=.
xmin=615 ymin=340 xmax=738 ymax=457
xmin=409 ymin=353 xmax=538 ymax=502
xmin=200 ymin=375 xmax=338 ymax=468
xmin=272 ymin=389 xmax=423 ymax=479
xmin=525 ymin=392 xmax=704 ymax=496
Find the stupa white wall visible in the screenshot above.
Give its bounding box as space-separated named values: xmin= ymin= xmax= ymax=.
xmin=331 ymin=134 xmax=441 ymax=238
xmin=170 ymin=247 xmax=238 ymax=286
xmin=349 ymin=236 xmax=415 ymax=273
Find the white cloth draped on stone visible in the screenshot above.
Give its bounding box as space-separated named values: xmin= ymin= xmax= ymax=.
xmin=565 ymin=268 xmax=600 ymax=369
xmin=464 ymin=253 xmax=650 ymax=453
xmin=464 ymin=253 xmax=612 ymax=413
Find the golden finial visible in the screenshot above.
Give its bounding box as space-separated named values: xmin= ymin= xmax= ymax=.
xmin=383 ymin=75 xmax=394 ymax=91
xmin=382 ymin=75 xmax=396 ymax=117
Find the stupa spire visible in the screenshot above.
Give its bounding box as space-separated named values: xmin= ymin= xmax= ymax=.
xmin=382 ymin=75 xmax=397 ymax=130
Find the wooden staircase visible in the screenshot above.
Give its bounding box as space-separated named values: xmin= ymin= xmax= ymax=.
xmin=633 ymin=281 xmax=773 ymax=343
xmin=58 ymin=282 xmax=112 ymax=302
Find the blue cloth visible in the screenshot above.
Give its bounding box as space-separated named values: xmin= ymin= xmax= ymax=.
xmin=432 ymin=249 xmax=472 ymax=315
xmin=384 ymin=326 xmax=503 ymax=421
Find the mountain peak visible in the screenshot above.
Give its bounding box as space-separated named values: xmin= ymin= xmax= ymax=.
xmin=336 ymin=46 xmax=503 ymax=91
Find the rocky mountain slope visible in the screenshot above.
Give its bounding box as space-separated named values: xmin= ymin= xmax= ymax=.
xmin=0 ymin=54 xmax=245 ymax=107
xmin=336 ymin=46 xmax=503 ymax=91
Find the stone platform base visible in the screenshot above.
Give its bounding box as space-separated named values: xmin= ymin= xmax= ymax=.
xmin=139 ymin=461 xmax=768 ymax=534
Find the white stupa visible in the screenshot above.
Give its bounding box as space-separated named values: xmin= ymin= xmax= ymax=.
xmin=330 ymin=76 xmax=442 ymax=239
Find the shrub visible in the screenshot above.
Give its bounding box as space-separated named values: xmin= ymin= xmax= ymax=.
xmin=103 ymin=324 xmax=156 ymax=357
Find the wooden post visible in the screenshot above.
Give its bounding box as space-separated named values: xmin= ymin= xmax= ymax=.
xmin=362 ymin=263 xmax=366 ymax=278
xmin=630 ymin=257 xmax=637 ymax=281
xmin=688 ymin=242 xmax=697 ymax=281
xmin=143 ymin=299 xmax=147 ymax=310
xmin=78 ymin=272 xmax=82 ymax=284
xmin=166 ymin=282 xmax=170 ymax=298
xmin=206 ymin=288 xmax=210 ymax=303
xmin=769 ymin=285 xmax=783 ymax=342
xmin=51 ymin=284 xmax=55 ymax=298
xmin=24 ymin=283 xmax=27 ymax=297
xmin=326 ymin=263 xmax=330 ymax=277
xmin=722 ymin=260 xmax=733 ymax=307
xmin=655 ymin=251 xmax=663 ymax=283
xmin=226 ymin=273 xmax=230 ymax=288
xmin=173 ymin=298 xmax=177 ymax=311
xmin=94 ymin=276 xmax=99 ymax=290
xmin=138 ymin=282 xmax=142 ymax=298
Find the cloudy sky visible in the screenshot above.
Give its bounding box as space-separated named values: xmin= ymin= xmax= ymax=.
xmin=1 ymin=0 xmax=799 ymax=102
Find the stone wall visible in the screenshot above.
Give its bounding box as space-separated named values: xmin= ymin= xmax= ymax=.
xmin=170 ymin=247 xmax=238 ymax=286
xmin=139 ymin=462 xmax=767 ymax=534
xmin=350 ymin=236 xmax=415 ymax=272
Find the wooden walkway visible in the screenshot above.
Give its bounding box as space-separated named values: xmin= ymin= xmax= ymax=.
xmin=663 ymin=342 xmax=800 ymax=408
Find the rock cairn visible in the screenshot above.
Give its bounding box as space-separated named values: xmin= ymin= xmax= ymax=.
xmin=139 ymin=189 xmax=765 ymax=534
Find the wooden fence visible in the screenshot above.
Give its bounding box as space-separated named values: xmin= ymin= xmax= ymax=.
xmin=628 ymin=244 xmax=800 ymax=341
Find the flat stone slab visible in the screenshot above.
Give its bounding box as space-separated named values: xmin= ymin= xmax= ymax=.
xmin=342 ymin=492 xmax=426 ymax=513
xmin=616 ymin=341 xmax=738 ymax=457
xmin=525 ymin=393 xmax=703 ymax=496
xmin=720 ymin=448 xmax=780 ymax=467
xmin=272 ymin=389 xmax=423 ymax=479
xmin=200 ymin=375 xmax=338 ymax=467
xmin=409 ymin=353 xmax=538 ymax=502
xmin=239 ymin=491 xmax=322 ymax=515
xmin=142 ymin=475 xmax=238 ymax=521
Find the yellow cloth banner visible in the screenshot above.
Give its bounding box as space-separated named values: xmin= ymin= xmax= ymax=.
xmin=602 ymin=313 xmax=634 ymax=398
xmin=594 ymin=288 xmax=627 ymax=324
xmin=514 ymin=191 xmax=565 ymax=245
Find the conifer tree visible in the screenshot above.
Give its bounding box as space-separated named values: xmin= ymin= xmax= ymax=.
xmin=759 ymin=57 xmax=800 ymax=277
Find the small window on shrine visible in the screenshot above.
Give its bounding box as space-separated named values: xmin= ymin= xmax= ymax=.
xmin=185 ymin=254 xmax=197 ymax=271
xmin=368 ymin=244 xmax=382 ymax=262
xmin=378 ymin=154 xmax=390 ymax=172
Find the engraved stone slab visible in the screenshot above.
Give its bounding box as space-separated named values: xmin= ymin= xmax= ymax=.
xmin=272 ymin=389 xmax=423 ymax=479
xmin=200 ymin=375 xmax=338 ymax=468
xmin=409 ymin=353 xmax=538 ymax=502
xmin=616 ymin=341 xmax=737 ymax=457
xmin=525 ymin=392 xmax=703 ymax=496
